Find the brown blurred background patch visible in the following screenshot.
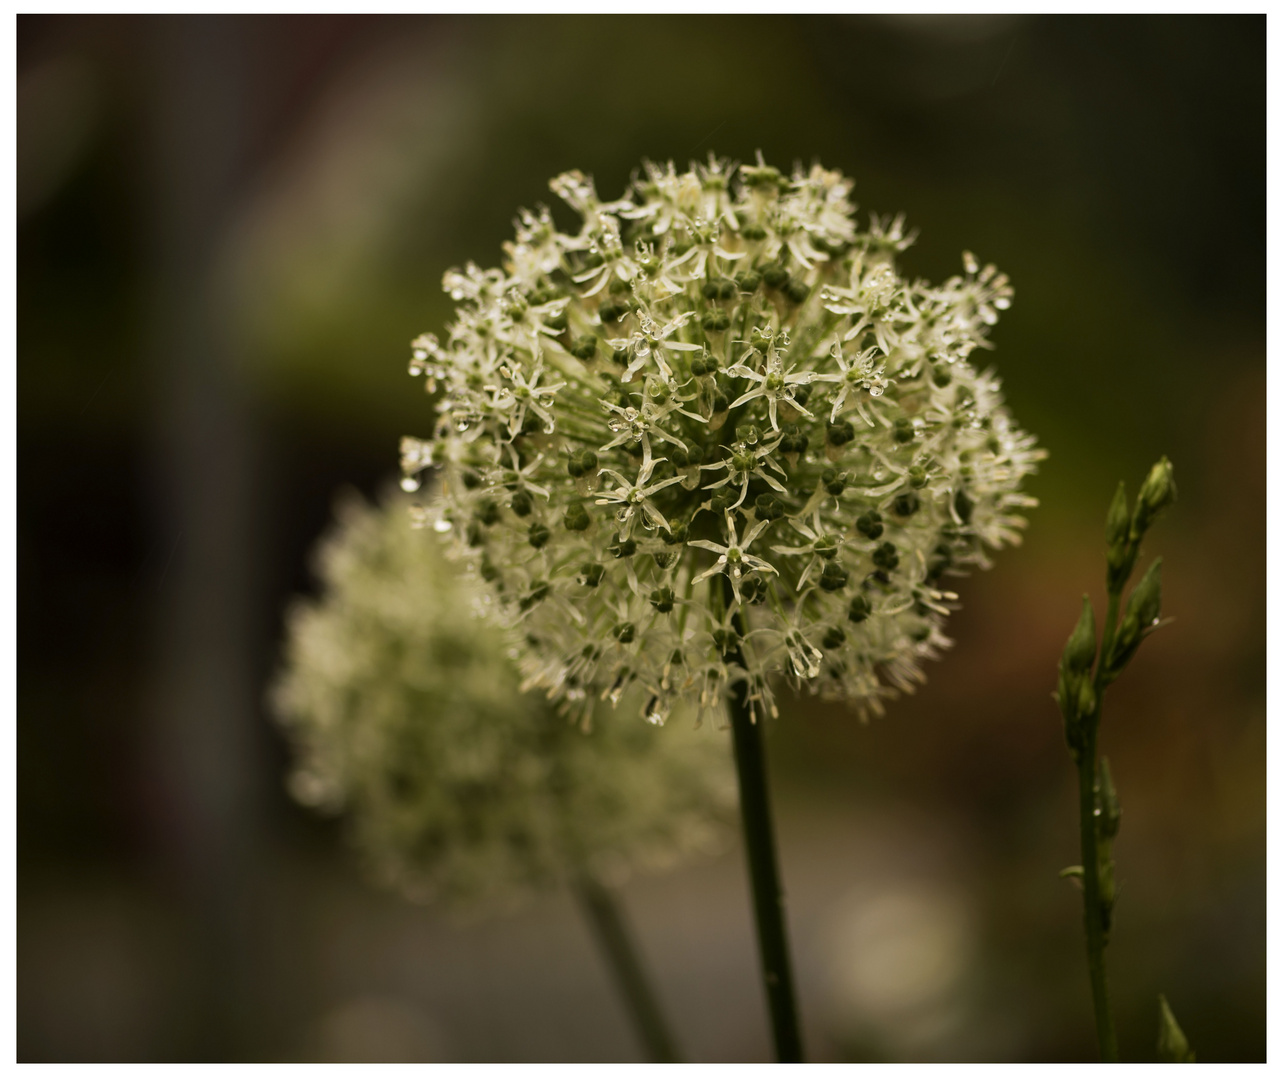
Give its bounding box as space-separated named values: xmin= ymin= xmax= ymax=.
xmin=17 ymin=14 xmax=1264 ymax=1062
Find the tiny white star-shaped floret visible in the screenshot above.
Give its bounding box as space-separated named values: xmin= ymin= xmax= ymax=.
xmin=690 ymin=512 xmax=780 ymax=604
xmin=595 ymin=442 xmax=686 ymax=536
xmin=726 ymin=352 xmax=816 ymax=431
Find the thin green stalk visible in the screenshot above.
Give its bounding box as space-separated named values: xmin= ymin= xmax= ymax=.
xmin=722 ymin=580 xmax=805 ymax=1063
xmin=1076 ymin=714 xmax=1118 ymax=1061
xmin=574 ymin=875 xmax=682 ymax=1063
xmin=1077 ymin=589 xmax=1122 ymax=1061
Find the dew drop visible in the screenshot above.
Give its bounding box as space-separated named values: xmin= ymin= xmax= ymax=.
xmin=400 ymin=476 xmax=420 ymax=492
xmin=432 ymin=518 xmax=453 ymax=534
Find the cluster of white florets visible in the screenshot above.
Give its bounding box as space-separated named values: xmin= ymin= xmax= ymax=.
xmin=271 ymin=492 xmax=734 ymax=909
xmin=403 ymin=155 xmax=1043 ymax=728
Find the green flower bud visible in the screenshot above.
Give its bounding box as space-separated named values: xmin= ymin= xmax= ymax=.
xmin=1106 ymin=482 xmax=1129 ymax=547
xmin=954 ymin=488 xmax=974 ymax=525
xmin=821 ymin=467 xmax=847 ymax=496
xmin=1131 ymin=456 xmax=1176 ymax=541
xmin=847 ymin=594 xmax=872 ymax=624
xmin=579 ymin=562 xmax=605 ymax=587
xmin=1157 ymin=995 xmax=1196 ymax=1063
xmin=527 ymin=522 xmax=551 ymax=549
xmin=475 ymin=499 xmax=500 ymax=526
xmin=509 ymin=490 xmax=534 ymax=517
xmin=608 ymin=534 xmax=638 ymax=559
xmin=1061 ymin=594 xmax=1097 ymax=676
xmin=1105 ymin=558 xmax=1162 ymax=677
xmin=614 ymin=622 xmax=636 ymax=644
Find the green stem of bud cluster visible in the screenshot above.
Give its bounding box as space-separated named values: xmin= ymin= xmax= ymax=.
xmin=1053 ymin=458 xmax=1176 ymax=1062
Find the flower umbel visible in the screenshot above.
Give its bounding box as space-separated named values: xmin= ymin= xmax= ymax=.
xmin=406 ymin=154 xmax=1044 ymax=726
xmin=271 ymin=491 xmax=734 ymax=909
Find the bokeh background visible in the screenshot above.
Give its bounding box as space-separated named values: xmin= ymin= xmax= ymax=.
xmin=17 ymin=14 xmax=1264 ymax=1063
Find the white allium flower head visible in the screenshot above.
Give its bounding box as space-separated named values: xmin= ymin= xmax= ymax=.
xmin=271 ymin=491 xmax=735 ymax=909
xmin=404 ymin=154 xmax=1045 ymax=728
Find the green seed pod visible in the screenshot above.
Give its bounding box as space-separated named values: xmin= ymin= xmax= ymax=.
xmin=475 ymin=499 xmax=500 ymax=526
xmin=509 ymin=490 xmax=534 ymax=517
xmin=761 ymin=263 xmax=789 ymax=288
xmin=932 ymin=366 xmax=952 ymax=388
xmin=819 ymin=561 xmax=849 ymax=592
xmin=527 ymin=522 xmax=551 ymax=549
xmin=856 ymin=511 xmax=883 ymax=540
xmin=892 ymin=492 xmax=920 ymax=517
xmin=736 ymin=270 xmax=762 ymax=292
xmin=754 ymin=494 xmax=786 ymax=521
xmin=519 ymin=580 xmax=550 ymax=612
xmin=563 ymin=503 xmax=591 ymax=532
xmin=827 ymin=420 xmax=855 ymax=447
xmin=954 ymin=488 xmax=974 ymax=525
xmin=607 ymin=535 xmax=636 ymax=560
xmin=872 ymin=541 xmax=899 ymax=572
xmin=649 ymin=588 xmax=675 ymax=614
xmin=579 ymin=562 xmax=605 ymax=587
xmin=784 ymin=278 xmax=810 ymax=304
xmin=847 ymin=594 xmax=872 ymax=624
xmin=711 ymin=627 xmax=741 ymax=656
xmin=569 ymin=335 xmax=598 ymax=361
xmin=893 ymin=417 xmax=915 ymax=443
xmin=821 ymin=625 xmax=846 ymax=650
xmin=614 ymin=622 xmax=636 ymax=644
xmin=821 ymin=467 xmax=847 ymax=496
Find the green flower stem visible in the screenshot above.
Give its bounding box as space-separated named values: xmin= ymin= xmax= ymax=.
xmin=574 ymin=875 xmax=682 ymax=1063
xmin=1078 ymin=588 xmax=1122 ymax=1062
xmin=724 ymin=585 xmax=805 ymax=1063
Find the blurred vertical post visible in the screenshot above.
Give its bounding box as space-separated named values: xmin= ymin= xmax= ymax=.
xmin=144 ymin=16 xmax=263 ymax=1058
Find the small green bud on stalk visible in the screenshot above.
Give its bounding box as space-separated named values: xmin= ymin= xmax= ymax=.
xmin=1105 ymin=558 xmax=1163 ymax=679
xmin=1061 ymin=594 xmax=1098 ymax=676
xmin=1130 ymin=456 xmax=1177 ymax=542
xmin=1105 ymin=482 xmax=1135 ymax=591
xmin=1157 ymin=994 xmax=1196 ymax=1063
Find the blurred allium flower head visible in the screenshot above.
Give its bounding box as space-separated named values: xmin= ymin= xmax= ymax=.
xmin=272 ymin=492 xmax=734 ymax=908
xmin=404 ymin=154 xmax=1044 ymax=727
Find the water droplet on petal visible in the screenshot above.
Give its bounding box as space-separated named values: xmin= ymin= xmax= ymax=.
xmin=400 ymin=476 xmax=420 ymax=492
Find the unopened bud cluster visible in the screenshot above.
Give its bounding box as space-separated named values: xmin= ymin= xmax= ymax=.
xmin=1056 ymin=458 xmax=1176 ymax=753
xmin=404 ymin=155 xmax=1044 ymax=727
xmin=271 ymin=492 xmax=734 ymax=909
